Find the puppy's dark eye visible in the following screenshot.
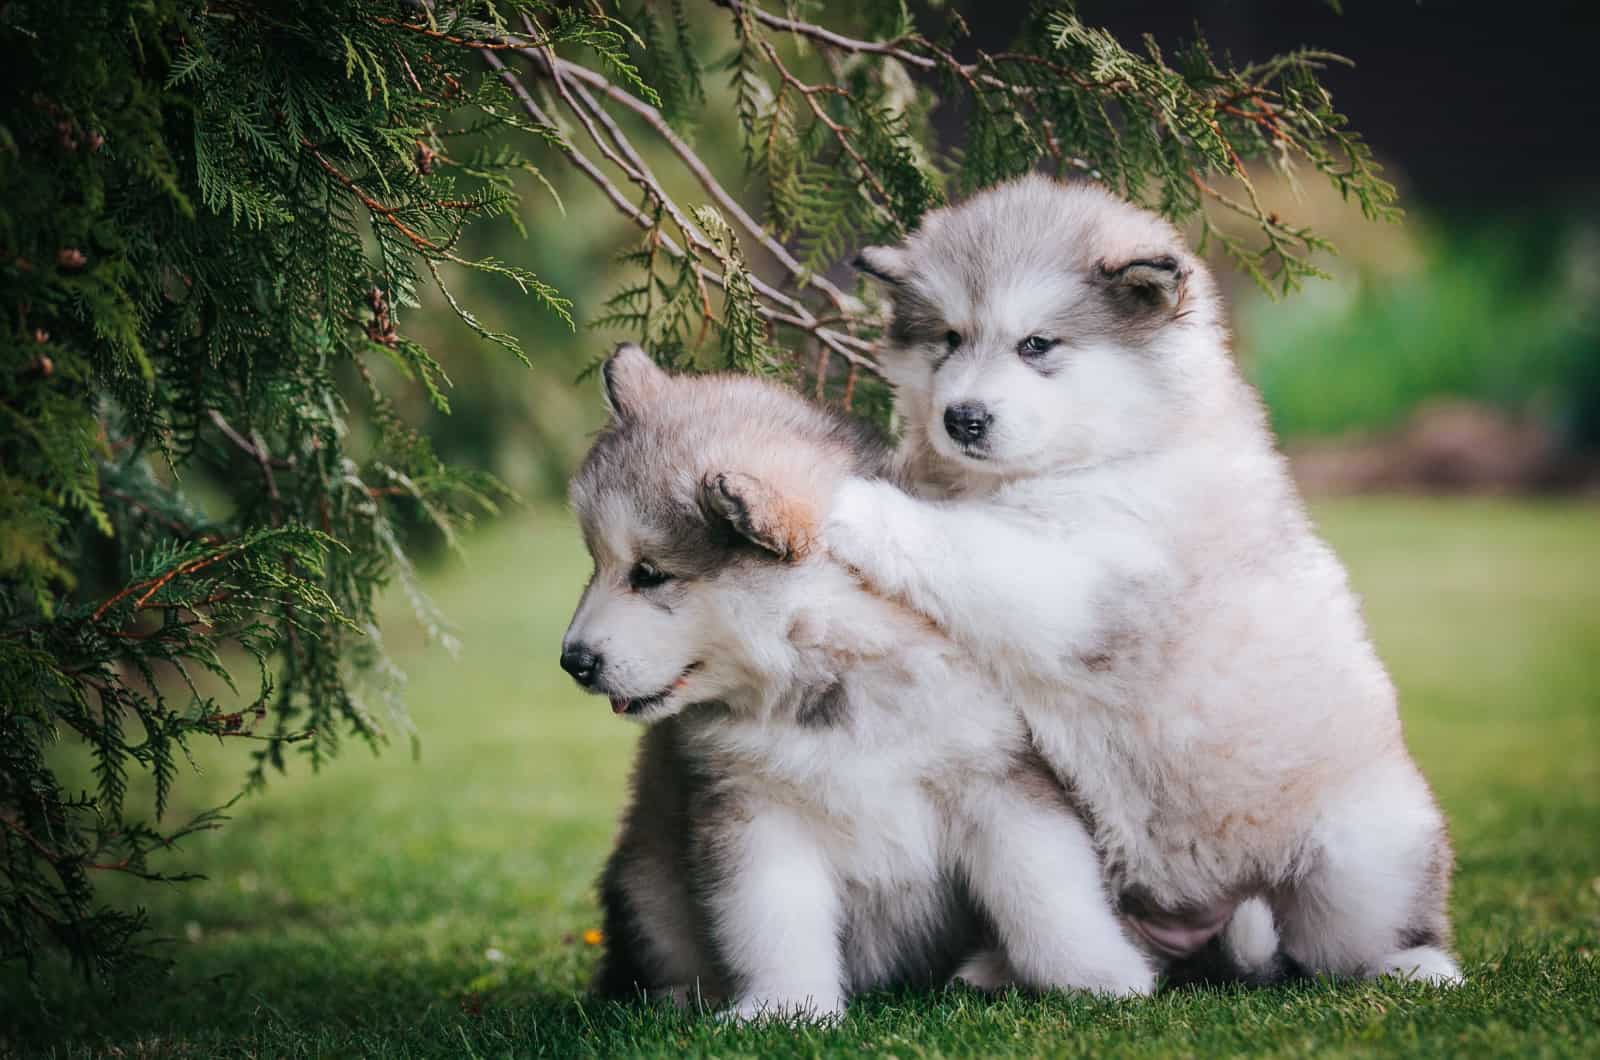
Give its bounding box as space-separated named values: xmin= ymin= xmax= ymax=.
xmin=944 ymin=330 xmax=962 ymax=350
xmin=629 ymin=561 xmax=672 ymax=590
xmin=1018 ymin=335 xmax=1057 ymax=358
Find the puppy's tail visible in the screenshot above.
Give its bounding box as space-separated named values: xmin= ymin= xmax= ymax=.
xmin=1163 ymin=896 xmax=1290 ymax=989
xmin=1219 ymin=896 xmax=1283 ymax=982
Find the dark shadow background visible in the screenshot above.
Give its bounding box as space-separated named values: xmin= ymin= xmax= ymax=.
xmin=972 ymin=0 xmax=1600 ymax=211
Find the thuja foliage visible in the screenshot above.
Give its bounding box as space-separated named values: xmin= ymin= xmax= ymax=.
xmin=1 ymin=0 xmax=1391 ymax=983
xmin=502 ymin=0 xmax=1396 ymax=415
xmin=0 ymin=0 xmax=640 ymax=981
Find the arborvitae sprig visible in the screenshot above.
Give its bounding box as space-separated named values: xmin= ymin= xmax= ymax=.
xmin=497 ymin=0 xmax=1394 ymax=410
xmin=0 ymin=0 xmax=633 ymax=982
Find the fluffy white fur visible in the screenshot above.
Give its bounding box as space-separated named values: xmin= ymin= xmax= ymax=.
xmin=566 ymin=346 xmax=1155 ymax=1021
xmin=833 ymin=177 xmax=1462 ymax=985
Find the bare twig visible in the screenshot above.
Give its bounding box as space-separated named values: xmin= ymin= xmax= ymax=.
xmin=374 ymin=14 xmax=549 ymax=51
xmin=544 ymin=55 xmax=865 ymax=318
xmin=207 ymin=408 xmax=290 ymax=505
xmin=757 ymin=39 xmax=895 ymax=217
xmin=713 ymin=0 xmax=938 ymax=72
xmin=485 ymin=52 xmax=879 ymax=374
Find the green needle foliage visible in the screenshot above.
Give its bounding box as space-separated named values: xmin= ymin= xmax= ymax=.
xmin=0 ymin=0 xmax=636 ymax=982
xmin=1 ymin=0 xmax=1393 ymax=985
xmin=513 ymin=0 xmax=1395 ymax=418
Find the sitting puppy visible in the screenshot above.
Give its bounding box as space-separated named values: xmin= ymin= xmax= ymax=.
xmin=832 ymin=176 xmax=1462 ymax=985
xmin=561 ymin=344 xmax=1155 ymax=1020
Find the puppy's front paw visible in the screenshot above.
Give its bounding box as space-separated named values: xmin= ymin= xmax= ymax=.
xmin=822 ymin=478 xmax=891 ymax=580
xmin=722 ymin=990 xmax=845 ymax=1025
xmin=1372 ymin=946 xmax=1464 ymax=987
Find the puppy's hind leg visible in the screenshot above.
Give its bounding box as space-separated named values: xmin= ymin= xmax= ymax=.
xmin=1272 ymin=764 xmax=1462 ymax=986
xmin=952 ymin=948 xmax=1017 ymax=992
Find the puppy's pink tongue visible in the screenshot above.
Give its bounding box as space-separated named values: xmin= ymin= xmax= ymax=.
xmin=610 ymin=696 xmax=629 ymax=715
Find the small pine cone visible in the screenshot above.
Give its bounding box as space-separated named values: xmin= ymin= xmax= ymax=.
xmin=87 ymin=130 xmax=105 ymax=152
xmin=33 ymin=328 xmax=49 ymax=345
xmin=57 ymin=248 xmax=86 ymax=270
xmin=415 ymin=142 xmax=436 ymax=176
xmin=367 ymin=321 xmax=398 ymax=347
xmin=30 ymin=355 xmax=54 ymax=377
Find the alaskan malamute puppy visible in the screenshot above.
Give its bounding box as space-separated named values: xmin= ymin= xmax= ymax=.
xmin=834 ymin=176 xmax=1461 ymax=985
xmin=561 ymin=344 xmax=1155 ymax=1020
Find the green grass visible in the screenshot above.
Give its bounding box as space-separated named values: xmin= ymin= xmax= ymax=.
xmin=6 ymin=498 xmax=1599 ymax=1057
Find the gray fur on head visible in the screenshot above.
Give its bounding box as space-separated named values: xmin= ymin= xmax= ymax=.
xmin=600 ymin=342 xmax=670 ymax=423
xmin=852 ymin=245 xmax=913 ymax=287
xmin=850 ymin=176 xmax=1228 ymax=481
xmin=572 ymin=350 xmax=889 ymax=575
xmin=854 ymin=175 xmax=1215 ymax=351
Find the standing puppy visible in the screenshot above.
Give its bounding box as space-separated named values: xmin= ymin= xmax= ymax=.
xmin=563 ymin=345 xmax=1154 ymax=1021
xmin=831 ymin=176 xmax=1462 ymax=985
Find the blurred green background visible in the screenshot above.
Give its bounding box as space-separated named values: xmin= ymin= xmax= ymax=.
xmin=9 ymin=2 xmax=1600 ymax=1055
xmin=387 ymin=2 xmax=1600 ymax=508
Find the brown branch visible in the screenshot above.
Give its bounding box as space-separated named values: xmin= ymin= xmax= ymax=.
xmin=980 ymin=50 xmax=1130 ymax=93
xmin=303 ymin=140 xmax=442 ymax=253
xmin=545 ymin=55 xmax=865 ymax=318
xmin=534 ymin=53 xmax=831 ymax=329
xmin=207 ymin=409 xmax=285 ymax=526
xmin=91 ymin=550 xmax=235 ymax=623
xmin=483 ymin=53 xmax=879 ymax=375
xmin=713 ymin=0 xmax=937 ymax=72
xmin=757 ymin=39 xmax=894 ymax=216
xmin=715 ymin=0 xmax=1117 ymax=96
xmin=373 ymin=15 xmax=546 ymax=51
xmin=0 ymin=813 xmax=66 ymax=865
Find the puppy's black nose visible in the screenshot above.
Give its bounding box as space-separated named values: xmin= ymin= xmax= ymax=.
xmin=944 ymin=402 xmax=993 ymax=445
xmin=560 ymin=644 xmax=602 ymax=687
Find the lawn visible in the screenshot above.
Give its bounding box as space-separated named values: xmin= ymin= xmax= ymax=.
xmin=5 ymin=498 xmax=1598 ymax=1058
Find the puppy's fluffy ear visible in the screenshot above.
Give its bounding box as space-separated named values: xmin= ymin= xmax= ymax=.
xmin=701 ymin=471 xmax=814 ymax=562
xmin=853 ymin=245 xmax=912 ymax=287
xmin=600 ymin=342 xmax=670 ymax=422
xmin=1097 ymin=255 xmax=1187 ymax=313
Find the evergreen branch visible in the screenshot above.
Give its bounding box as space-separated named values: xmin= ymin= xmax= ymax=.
xmin=712 ymin=0 xmax=933 ymax=70
xmin=489 ymin=53 xmax=877 ymax=373
xmin=304 ymin=140 xmax=444 ymax=254
xmin=539 ymin=53 xmax=866 ymax=318
xmin=372 ymin=15 xmax=550 ymax=51
xmin=755 ymin=38 xmax=895 ymax=222
xmin=207 ymin=410 xmax=293 ymax=472
xmin=2 ymin=0 xmax=614 ymax=981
